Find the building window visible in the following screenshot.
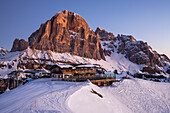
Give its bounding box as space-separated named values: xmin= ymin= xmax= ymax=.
xmin=58 ymin=75 xmax=63 ymax=78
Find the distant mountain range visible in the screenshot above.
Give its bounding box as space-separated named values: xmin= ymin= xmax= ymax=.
xmin=0 ymin=10 xmax=169 ymax=78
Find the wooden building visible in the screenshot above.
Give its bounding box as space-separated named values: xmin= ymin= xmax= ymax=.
xmin=51 ymin=64 xmax=73 ymax=78
xmin=51 ymin=64 xmax=103 ymax=79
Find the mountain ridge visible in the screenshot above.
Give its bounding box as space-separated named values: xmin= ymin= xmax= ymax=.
xmin=1 ymin=10 xmax=169 ymax=77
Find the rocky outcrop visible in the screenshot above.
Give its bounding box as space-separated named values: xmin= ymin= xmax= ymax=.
xmin=96 ymin=28 xmax=169 ymax=70
xmin=122 ymin=39 xmax=166 ymax=67
xmin=0 ymin=47 xmax=9 ymax=57
xmin=28 ymin=10 xmax=105 ymax=60
xmin=95 ymin=27 xmax=114 ymax=41
xmin=11 ymin=39 xmax=28 ymax=52
xmin=141 ymin=66 xmax=162 ymax=74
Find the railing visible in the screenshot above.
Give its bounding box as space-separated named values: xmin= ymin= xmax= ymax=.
xmin=62 ymin=74 xmax=116 ymax=82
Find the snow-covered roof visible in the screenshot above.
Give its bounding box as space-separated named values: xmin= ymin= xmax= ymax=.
xmin=76 ymin=64 xmax=100 ymax=68
xmin=57 ymin=64 xmax=73 ymax=68
xmin=24 ymin=70 xmax=50 ymax=74
xmin=104 ymin=71 xmax=114 ymax=74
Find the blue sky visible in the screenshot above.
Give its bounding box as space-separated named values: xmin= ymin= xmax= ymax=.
xmin=0 ymin=0 xmax=170 ymax=58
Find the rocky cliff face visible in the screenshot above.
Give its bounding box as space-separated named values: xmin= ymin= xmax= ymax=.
xmin=96 ymin=28 xmax=170 ymax=74
xmin=28 ymin=10 xmax=105 ymax=60
xmin=11 ymin=39 xmax=28 ymax=52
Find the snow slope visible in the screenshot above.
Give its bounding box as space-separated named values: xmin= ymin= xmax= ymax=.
xmin=68 ymin=81 xmax=132 ymax=113
xmin=105 ymin=79 xmax=170 ymax=113
xmin=0 ymin=48 xmax=144 ymax=78
xmin=0 ymin=79 xmax=83 ymax=113
xmin=0 ymin=78 xmax=169 ymax=113
xmin=0 ymin=51 xmax=22 ymax=78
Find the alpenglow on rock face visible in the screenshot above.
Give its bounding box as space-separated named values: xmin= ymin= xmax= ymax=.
xmin=28 ymin=10 xmax=105 ymax=60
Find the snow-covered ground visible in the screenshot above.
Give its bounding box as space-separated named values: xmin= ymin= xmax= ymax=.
xmin=0 ymin=48 xmax=144 ymax=78
xmin=0 ymin=78 xmax=169 ymax=113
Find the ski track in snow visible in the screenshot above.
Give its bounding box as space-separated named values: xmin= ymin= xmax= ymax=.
xmin=106 ymin=79 xmax=170 ymax=113
xmin=0 ymin=78 xmax=169 ymax=113
xmin=0 ymin=79 xmax=83 ymax=113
